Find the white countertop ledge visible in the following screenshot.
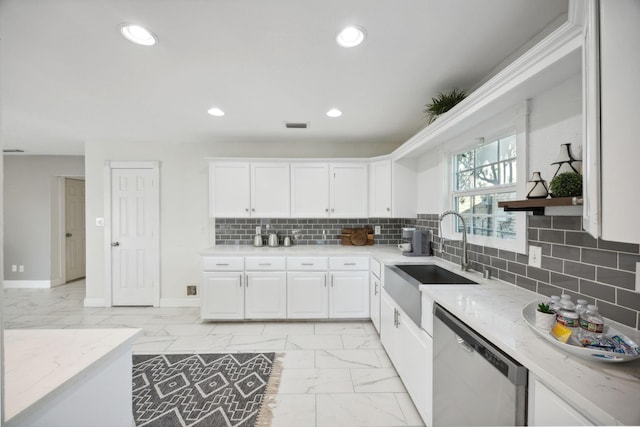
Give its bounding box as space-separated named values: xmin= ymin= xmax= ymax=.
xmin=4 ymin=328 xmax=142 ymax=422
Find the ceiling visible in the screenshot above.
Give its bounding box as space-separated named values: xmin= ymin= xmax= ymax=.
xmin=0 ymin=0 xmax=568 ymax=156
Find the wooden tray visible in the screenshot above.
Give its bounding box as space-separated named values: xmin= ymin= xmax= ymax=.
xmin=341 ymin=228 xmax=374 ymax=246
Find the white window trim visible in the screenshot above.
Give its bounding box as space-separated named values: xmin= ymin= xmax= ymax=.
xmin=442 ymin=101 xmax=529 ymax=254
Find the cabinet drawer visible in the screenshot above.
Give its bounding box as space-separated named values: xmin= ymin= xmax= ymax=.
xmin=287 ymin=257 xmax=328 ymax=271
xmin=245 ymin=256 xmax=286 ymax=271
xmin=370 ymin=257 xmax=382 ymax=278
xmin=329 ymin=256 xmax=369 ymax=270
xmin=202 ymin=257 xmax=244 ymax=271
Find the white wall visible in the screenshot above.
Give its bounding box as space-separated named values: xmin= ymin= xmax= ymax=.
xmin=416 ymin=73 xmax=582 ymax=215
xmin=3 ymin=156 xmax=84 ymax=283
xmin=84 ymin=139 xmax=395 ymax=304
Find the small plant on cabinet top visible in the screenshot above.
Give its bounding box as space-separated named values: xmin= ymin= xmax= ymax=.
xmin=424 ymin=88 xmax=468 ymax=124
xmin=549 ymin=172 xmax=582 ymax=197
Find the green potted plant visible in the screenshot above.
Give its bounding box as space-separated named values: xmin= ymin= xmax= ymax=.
xmin=549 ymin=172 xmax=582 ymax=197
xmin=424 ymin=88 xmax=468 ymax=124
xmin=535 ymin=303 xmax=557 ymax=330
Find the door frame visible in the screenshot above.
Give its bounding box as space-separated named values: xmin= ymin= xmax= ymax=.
xmin=103 ymin=161 xmax=160 ymax=307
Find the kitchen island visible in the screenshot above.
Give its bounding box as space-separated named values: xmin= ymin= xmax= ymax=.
xmin=4 ymin=328 xmax=141 ymax=427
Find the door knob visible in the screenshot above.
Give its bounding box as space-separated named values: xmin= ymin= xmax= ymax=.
xmin=65 ymin=233 xmax=72 ymax=238
xmin=111 ymin=242 xmax=120 ymax=247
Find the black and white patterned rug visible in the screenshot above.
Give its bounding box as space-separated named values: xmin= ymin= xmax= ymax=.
xmin=132 ymin=353 xmax=280 ymax=427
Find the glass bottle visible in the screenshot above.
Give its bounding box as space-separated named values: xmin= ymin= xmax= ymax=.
xmin=575 ymin=299 xmax=588 ymax=316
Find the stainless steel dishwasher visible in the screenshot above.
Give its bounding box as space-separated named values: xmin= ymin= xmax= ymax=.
xmin=433 ymin=304 xmax=528 ymax=426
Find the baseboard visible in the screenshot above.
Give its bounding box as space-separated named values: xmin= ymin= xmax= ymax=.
xmin=84 ymin=298 xmax=106 ymax=307
xmin=160 ymin=297 xmax=201 ymax=308
xmin=3 ymin=280 xmax=51 ymax=288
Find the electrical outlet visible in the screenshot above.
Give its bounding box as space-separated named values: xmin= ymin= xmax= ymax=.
xmin=186 ymin=285 xmax=197 ymax=296
xmin=528 ymin=246 xmax=542 ymax=268
xmin=11 ymin=265 xmax=17 ymax=272
xmin=18 ymin=265 xmax=24 ymax=273
xmin=374 ymin=225 xmax=381 ymax=235
xmin=96 ymin=218 xmax=105 ymax=227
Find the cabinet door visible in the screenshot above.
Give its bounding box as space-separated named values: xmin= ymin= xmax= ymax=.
xmin=291 ymin=163 xmax=330 ymax=218
xmin=209 ymin=162 xmax=250 ymax=217
xmin=201 ymin=272 xmax=244 ymax=320
xmin=251 ymin=163 xmax=290 ymax=218
xmin=370 ymin=271 xmax=381 ymax=333
xmin=599 ymin=0 xmax=640 ymax=244
xmin=329 ymin=271 xmax=369 ymax=318
xmin=397 ymin=310 xmax=432 ymax=426
xmin=528 ymin=376 xmax=594 ymax=426
xmin=330 ymin=163 xmax=368 ymax=218
xmin=380 ymin=290 xmax=400 ymax=365
xmin=287 ymin=272 xmax=329 ymax=319
xmin=369 ymin=160 xmax=392 ymax=217
xmin=245 ymin=272 xmax=287 ymax=319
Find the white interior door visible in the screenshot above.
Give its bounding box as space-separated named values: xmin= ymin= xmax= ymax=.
xmin=65 ymin=178 xmax=86 ymax=282
xmin=111 ymin=168 xmax=159 ymax=306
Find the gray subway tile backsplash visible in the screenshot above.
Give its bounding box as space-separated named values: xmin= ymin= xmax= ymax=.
xmin=215 ymin=214 xmax=640 ymax=330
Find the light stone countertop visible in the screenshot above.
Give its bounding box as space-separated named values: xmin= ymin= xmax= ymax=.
xmin=4 ymin=328 xmax=142 ymax=422
xmin=202 ymin=244 xmax=640 ymax=425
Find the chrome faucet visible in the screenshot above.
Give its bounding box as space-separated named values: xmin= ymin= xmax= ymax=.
xmin=439 ymin=210 xmax=469 ymax=271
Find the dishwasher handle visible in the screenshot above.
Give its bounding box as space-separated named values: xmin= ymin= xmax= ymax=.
xmin=434 ymin=304 xmax=527 ymax=386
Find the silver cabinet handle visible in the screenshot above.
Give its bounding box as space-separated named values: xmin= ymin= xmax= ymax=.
xmin=325 ymin=208 xmax=329 ymax=213
xmin=386 ymin=207 xmax=390 ymax=211
xmin=259 ymin=263 xmax=272 ymax=266
xmin=331 ymin=208 xmax=335 ymax=212
xmin=344 ymin=262 xmax=356 ymax=266
xmin=301 ymin=263 xmax=314 ymax=266
xmin=245 ymin=208 xmax=249 ymax=212
xmin=324 ymin=274 xmax=327 ymax=287
xmin=456 ymin=335 xmax=474 ymax=353
xmin=331 ymin=275 xmax=334 ymax=287
xmin=111 ymin=242 xmax=120 ymax=247
xmin=239 ymin=274 xmax=242 ymax=287
xmin=216 ymin=263 xmax=229 ymax=266
xmin=252 ymin=208 xmax=255 ymax=212
xmin=245 ymin=274 xmax=249 ymax=287
xmin=374 ymin=281 xmax=378 ymax=296
xmin=396 ymin=309 xmax=400 ymax=327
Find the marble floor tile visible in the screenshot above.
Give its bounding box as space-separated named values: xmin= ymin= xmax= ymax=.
xmin=316 ymin=393 xmax=410 ymax=427
xmin=279 ymin=350 xmax=316 ymax=369
xmin=278 ymin=369 xmax=354 ymax=394
xmin=164 ymin=323 xmax=215 ymax=336
xmin=132 ymin=336 xmax=177 ymax=354
xmin=165 ymin=334 xmax=233 ymax=353
xmin=263 ymin=393 xmax=316 ymax=427
xmin=225 ymin=335 xmax=287 ymax=351
xmin=49 ymin=314 xmax=113 ymax=326
xmin=209 ymin=322 xmax=266 ymax=335
xmin=342 ymin=334 xmax=384 ymax=350
xmin=394 ymin=393 xmax=426 ymax=427
xmin=4 ymin=314 xmax=67 ymax=328
xmin=286 ymin=334 xmax=343 ymax=350
xmin=350 ymin=368 xmax=405 ymax=393
xmin=262 ymin=322 xmax=315 ymax=336
xmin=375 ymin=349 xmax=394 ymax=368
xmin=314 ymin=321 xmax=368 ymax=335
xmin=315 ymin=349 xmax=382 ymax=369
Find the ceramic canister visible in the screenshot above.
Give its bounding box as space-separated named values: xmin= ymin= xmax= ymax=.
xmin=526 ymin=172 xmax=549 ymax=199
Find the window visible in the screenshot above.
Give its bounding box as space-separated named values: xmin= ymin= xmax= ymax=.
xmin=452 ymin=134 xmax=519 ymax=245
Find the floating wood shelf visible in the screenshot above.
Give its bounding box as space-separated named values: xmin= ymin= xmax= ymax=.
xmin=498 ymin=197 xmax=583 ymax=215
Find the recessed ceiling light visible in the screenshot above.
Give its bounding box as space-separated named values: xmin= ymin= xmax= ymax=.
xmin=336 ymin=26 xmax=365 ymax=48
xmin=207 ymin=107 xmax=225 ymax=117
xmin=119 ymin=23 xmax=157 ymax=46
xmin=326 ymin=108 xmax=342 ymax=118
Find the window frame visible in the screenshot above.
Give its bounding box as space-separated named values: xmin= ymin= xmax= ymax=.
xmin=442 ymin=102 xmax=528 ymax=254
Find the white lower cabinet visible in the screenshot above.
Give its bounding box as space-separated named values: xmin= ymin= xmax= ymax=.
xmin=245 ymin=272 xmax=287 ymax=319
xmin=380 ymin=289 xmax=432 ymax=426
xmin=287 ymin=272 xmax=328 ymax=319
xmin=329 ymin=271 xmax=370 ymax=318
xmin=201 ymin=272 xmax=244 ymax=320
xmin=528 ymin=375 xmax=595 ymax=426
xmin=370 ymin=271 xmax=381 ymax=333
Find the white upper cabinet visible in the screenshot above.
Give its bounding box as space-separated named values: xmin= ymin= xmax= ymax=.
xmin=290 ymin=163 xmax=330 ymax=217
xmin=330 ymin=163 xmax=368 ymax=218
xmin=369 ymin=160 xmax=392 ymax=217
xmin=251 ymin=163 xmax=290 ymax=218
xmin=209 ymin=162 xmax=251 ymax=217
xmin=597 ymin=0 xmax=640 ymax=244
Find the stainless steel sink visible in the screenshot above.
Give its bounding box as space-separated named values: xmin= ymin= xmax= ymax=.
xmin=395 ymin=264 xmax=478 ymax=285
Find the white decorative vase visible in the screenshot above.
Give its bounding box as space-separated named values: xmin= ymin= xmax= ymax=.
xmin=526 ymin=172 xmax=549 ymax=199
xmin=551 ymin=143 xmax=582 ymax=178
xmin=535 ymin=310 xmax=556 ymax=330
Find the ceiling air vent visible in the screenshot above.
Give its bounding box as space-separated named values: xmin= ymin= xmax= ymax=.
xmin=285 ymin=122 xmax=309 ymax=129
xmin=3 ymin=149 xmax=25 ymax=153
